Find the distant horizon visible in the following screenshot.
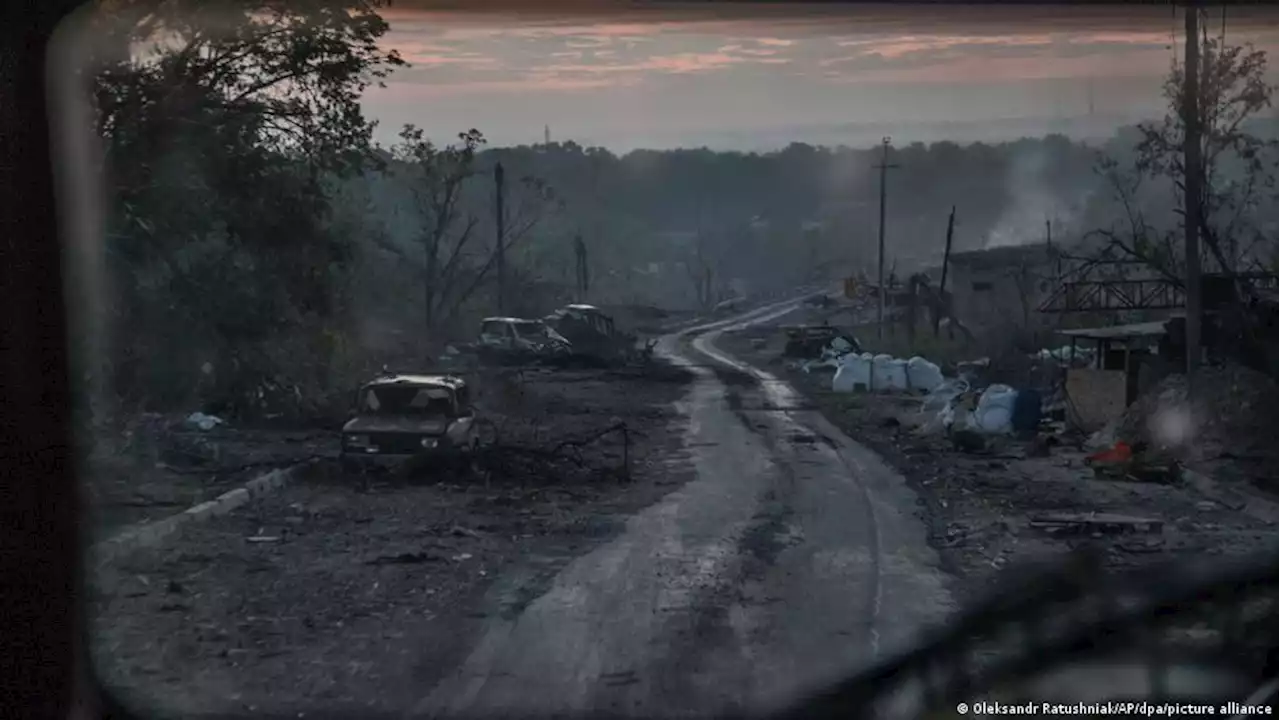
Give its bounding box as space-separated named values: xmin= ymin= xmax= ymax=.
xmin=362 ymin=5 xmax=1277 ymax=153
xmin=463 ymin=114 xmax=1144 ymax=153
xmin=385 ymin=113 xmax=1280 ymax=154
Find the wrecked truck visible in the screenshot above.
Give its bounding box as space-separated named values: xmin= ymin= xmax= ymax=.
xmin=340 ymin=373 xmax=479 ymax=475
xmin=543 ymin=304 xmax=637 ymax=365
xmin=477 ymin=316 xmax=572 ymax=365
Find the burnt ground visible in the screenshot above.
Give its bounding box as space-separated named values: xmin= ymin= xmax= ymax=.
xmin=85 ymin=424 xmax=339 ymax=543
xmin=714 ymin=327 xmax=1279 ymax=608
xmin=87 ymin=362 xmax=697 ymax=717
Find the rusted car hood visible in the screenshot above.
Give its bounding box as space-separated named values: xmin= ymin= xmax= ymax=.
xmin=342 ymin=416 xmax=450 ymax=436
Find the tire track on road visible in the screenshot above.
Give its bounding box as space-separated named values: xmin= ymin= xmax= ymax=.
xmin=684 ymin=314 xmax=890 ymax=707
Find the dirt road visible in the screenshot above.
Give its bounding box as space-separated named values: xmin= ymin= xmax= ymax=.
xmin=91 ymin=297 xmax=955 ymax=718
xmin=411 ymin=299 xmax=954 ymax=718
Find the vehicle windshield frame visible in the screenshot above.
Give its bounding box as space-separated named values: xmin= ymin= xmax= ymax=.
xmin=357 ymin=383 xmax=458 ymax=418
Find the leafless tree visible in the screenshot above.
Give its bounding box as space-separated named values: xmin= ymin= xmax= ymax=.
xmin=1088 ymin=27 xmax=1276 ymax=281
xmin=375 ymin=125 xmax=559 ymax=340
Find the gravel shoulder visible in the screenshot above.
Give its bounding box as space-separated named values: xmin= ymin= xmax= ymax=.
xmin=88 ymin=363 xmax=697 ymax=717
xmin=714 ymin=328 xmax=1279 ymax=607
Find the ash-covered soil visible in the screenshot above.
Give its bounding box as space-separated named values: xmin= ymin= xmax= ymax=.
xmin=88 ymin=362 xmax=698 ymax=717
xmin=714 ymin=328 xmax=1279 ymax=607
xmin=85 ymin=424 xmax=339 ymax=542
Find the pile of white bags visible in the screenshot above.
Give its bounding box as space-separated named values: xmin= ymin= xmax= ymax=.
xmin=869 ymin=354 xmax=908 ymax=391
xmin=905 ymin=356 xmax=944 ymax=393
xmin=967 ymin=383 xmax=1017 ymax=434
xmin=804 ymin=336 xmax=861 ymax=374
xmin=832 ymin=352 xmax=873 ymax=392
xmin=822 ymin=336 xmax=857 ymax=360
xmin=920 ymin=378 xmax=970 ymax=414
xmin=916 ymin=379 xmax=971 ymax=435
xmin=832 ymin=353 xmax=942 ymax=395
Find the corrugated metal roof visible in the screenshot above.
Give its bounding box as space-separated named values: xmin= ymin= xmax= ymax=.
xmin=1057 ymin=320 xmax=1171 ymax=340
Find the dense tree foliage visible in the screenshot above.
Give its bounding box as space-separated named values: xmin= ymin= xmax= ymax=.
xmin=85 ymin=0 xmax=401 ymax=418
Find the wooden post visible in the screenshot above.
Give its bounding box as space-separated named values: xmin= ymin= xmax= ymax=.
xmin=906 ymin=275 xmax=918 ymax=342
xmin=874 ymin=137 xmax=899 ymax=340
xmin=1182 ymin=3 xmax=1203 ymax=395
xmin=495 ymin=163 xmax=506 ymax=314
xmin=935 ymin=206 xmax=955 ymax=338
xmin=573 ymin=233 xmax=588 ymax=301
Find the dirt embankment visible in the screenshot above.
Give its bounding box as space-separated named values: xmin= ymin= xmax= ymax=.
xmin=715 ymin=328 xmax=1278 ymax=607
xmin=89 ymin=362 xmax=698 ymax=717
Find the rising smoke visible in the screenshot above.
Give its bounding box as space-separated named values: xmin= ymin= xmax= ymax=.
xmin=983 ymin=143 xmax=1096 ymax=249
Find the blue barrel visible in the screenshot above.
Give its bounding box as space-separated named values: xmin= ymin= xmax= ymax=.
xmin=1010 ymin=388 xmax=1043 ymax=435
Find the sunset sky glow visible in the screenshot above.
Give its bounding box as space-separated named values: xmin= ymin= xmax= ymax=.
xmin=363 ymin=4 xmax=1277 ymax=150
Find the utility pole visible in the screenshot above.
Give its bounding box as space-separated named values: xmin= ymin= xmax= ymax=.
xmin=495 ymin=162 xmax=506 ymax=314
xmin=574 ymin=233 xmax=589 ymax=301
xmin=1183 ymin=3 xmax=1203 ymax=393
xmin=934 ymin=206 xmax=956 ymax=338
xmin=874 ymin=137 xmax=898 ymax=340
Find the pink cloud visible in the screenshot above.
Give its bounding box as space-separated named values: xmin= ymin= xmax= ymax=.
xmin=537 ymin=50 xmax=784 ymax=77
xmin=370 ymin=75 xmax=625 ymax=100
xmin=865 ymin=34 xmax=1055 ymax=59
xmin=825 ymin=46 xmax=1172 ymax=85
xmin=400 ymin=53 xmax=499 ymax=68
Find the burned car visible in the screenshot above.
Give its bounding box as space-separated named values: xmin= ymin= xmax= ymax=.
xmin=340 ymin=373 xmax=479 ymax=474
xmin=543 ymin=303 xmax=634 ymax=365
xmin=477 ymin=316 xmax=572 ymax=365
xmin=782 ymin=325 xmax=860 ymax=359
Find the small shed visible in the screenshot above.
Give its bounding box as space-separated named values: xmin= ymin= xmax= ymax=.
xmin=1057 ymin=319 xmax=1174 ymax=430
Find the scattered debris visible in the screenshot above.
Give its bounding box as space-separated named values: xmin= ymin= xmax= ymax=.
xmin=1096 ymin=363 xmax=1278 ymax=465
xmin=365 ymin=551 xmax=442 ymax=566
xmin=1181 ymin=468 xmax=1252 ymax=513
xmin=184 ymin=412 xmax=225 ymax=431
xmin=1028 ymin=512 xmax=1163 ymax=535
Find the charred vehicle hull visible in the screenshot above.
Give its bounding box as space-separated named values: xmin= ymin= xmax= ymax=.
xmin=340 ymin=374 xmax=480 ymax=475
xmin=340 ymin=425 xmax=471 ymax=471
xmin=477 ymin=317 xmax=573 ymax=366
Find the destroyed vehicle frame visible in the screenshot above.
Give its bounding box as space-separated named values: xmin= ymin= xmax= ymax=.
xmin=340 ymin=373 xmax=479 ymax=474
xmin=781 ymin=325 xmax=861 ymax=359
xmin=544 ymin=304 xmax=636 ymax=365
xmin=477 ymin=316 xmax=572 ymax=365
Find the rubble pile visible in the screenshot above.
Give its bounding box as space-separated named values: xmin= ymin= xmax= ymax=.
xmin=1094 ymin=362 xmax=1278 ymax=464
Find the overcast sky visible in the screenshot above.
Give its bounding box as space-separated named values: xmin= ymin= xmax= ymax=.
xmin=363 ymin=3 xmax=1277 ymax=151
